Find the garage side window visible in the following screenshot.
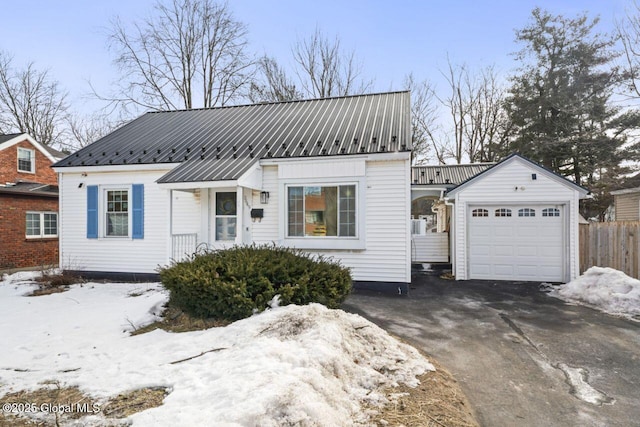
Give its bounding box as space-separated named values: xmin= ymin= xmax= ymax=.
xmin=542 ymin=208 xmax=560 ymax=217
xmin=518 ymin=208 xmax=536 ymax=217
xmin=472 ymin=208 xmax=488 ymax=217
xmin=495 ymin=208 xmax=512 ymax=217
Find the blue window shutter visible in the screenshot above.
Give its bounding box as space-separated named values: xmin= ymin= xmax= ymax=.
xmin=87 ymin=185 xmax=98 ymax=239
xmin=132 ymin=184 xmax=144 ymax=239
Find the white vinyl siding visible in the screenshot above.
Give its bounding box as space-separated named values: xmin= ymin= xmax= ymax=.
xmin=252 ymin=166 xmax=279 ymax=243
xmin=451 ymin=158 xmax=581 ymax=282
xmin=58 ymin=170 xmax=172 ymax=274
xmin=614 ymin=193 xmax=640 ymax=220
xmin=411 ymin=234 xmax=449 ymax=263
xmin=253 ymin=157 xmax=411 ymax=283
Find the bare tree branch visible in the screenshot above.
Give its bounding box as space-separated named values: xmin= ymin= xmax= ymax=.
xmin=403 ymin=74 xmax=447 ymax=164
xmin=249 ymin=56 xmax=301 ymax=103
xmin=98 ymin=0 xmax=254 ymax=113
xmin=291 ymin=28 xmax=373 ymax=98
xmin=0 ymin=51 xmax=69 ymax=146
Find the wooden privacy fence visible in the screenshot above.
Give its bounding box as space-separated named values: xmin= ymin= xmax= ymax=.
xmin=579 ymin=221 xmax=640 ymax=278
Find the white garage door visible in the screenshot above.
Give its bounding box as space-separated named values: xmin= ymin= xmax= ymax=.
xmin=468 ymin=205 xmax=565 ymax=282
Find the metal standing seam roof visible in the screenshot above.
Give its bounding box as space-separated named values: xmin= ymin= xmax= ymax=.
xmin=53 ymin=91 xmax=412 ymax=184
xmin=411 ymin=163 xmax=495 ymax=186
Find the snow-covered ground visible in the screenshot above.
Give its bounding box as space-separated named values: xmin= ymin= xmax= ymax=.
xmin=549 ymin=267 xmax=640 ymax=321
xmin=0 ymin=272 xmax=433 ymax=426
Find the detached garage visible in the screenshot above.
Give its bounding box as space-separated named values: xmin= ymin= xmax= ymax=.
xmin=445 ymin=154 xmax=589 ymax=283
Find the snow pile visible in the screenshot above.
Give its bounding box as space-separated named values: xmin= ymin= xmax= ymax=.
xmin=551 ymin=267 xmax=640 ymax=320
xmin=0 ymin=273 xmax=433 ymax=426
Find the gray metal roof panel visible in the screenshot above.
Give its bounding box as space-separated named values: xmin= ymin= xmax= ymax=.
xmin=0 ymin=133 xmax=22 ymax=144
xmin=53 ymin=92 xmax=411 ymax=182
xmin=0 ymin=182 xmax=59 ymax=198
xmin=157 ymin=157 xmax=256 ymax=183
xmin=411 ymin=163 xmax=495 ymax=186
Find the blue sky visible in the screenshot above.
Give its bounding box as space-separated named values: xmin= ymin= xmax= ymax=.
xmin=0 ymin=0 xmax=630 ymax=113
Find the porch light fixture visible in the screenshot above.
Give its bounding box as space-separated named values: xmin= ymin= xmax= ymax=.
xmin=260 ymin=191 xmax=270 ymax=204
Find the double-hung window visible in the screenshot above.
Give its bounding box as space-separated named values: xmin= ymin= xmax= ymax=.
xmin=86 ymin=185 xmax=144 ymax=239
xmin=106 ymin=190 xmax=129 ymax=237
xmin=287 ymin=184 xmax=357 ymax=238
xmin=18 ymin=147 xmax=35 ymax=173
xmin=26 ymin=212 xmax=58 ymax=238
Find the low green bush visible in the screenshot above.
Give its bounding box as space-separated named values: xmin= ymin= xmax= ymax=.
xmin=158 ymin=245 xmax=352 ymax=321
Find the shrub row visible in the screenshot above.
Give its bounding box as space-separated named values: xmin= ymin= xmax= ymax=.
xmin=159 ymin=245 xmax=352 ymax=321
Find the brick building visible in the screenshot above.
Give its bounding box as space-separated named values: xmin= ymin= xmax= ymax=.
xmin=0 ymin=133 xmax=63 ymax=270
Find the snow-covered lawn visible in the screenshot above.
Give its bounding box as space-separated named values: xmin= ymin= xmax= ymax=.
xmin=0 ymin=272 xmax=433 ymax=426
xmin=549 ymin=267 xmax=640 ymax=321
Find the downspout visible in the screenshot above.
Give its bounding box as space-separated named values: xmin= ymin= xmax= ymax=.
xmin=443 ymin=194 xmax=455 ymax=278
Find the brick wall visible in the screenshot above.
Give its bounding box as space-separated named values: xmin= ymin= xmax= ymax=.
xmin=0 ymin=139 xmax=57 ymax=185
xmin=0 ymin=194 xmax=59 ymax=269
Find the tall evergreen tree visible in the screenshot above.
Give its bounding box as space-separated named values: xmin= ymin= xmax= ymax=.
xmin=506 ymin=8 xmax=637 ymax=218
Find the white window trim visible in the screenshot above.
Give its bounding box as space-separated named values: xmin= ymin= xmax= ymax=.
xmin=26 ymin=211 xmax=58 ymax=238
xmin=101 ymin=186 xmax=132 ymax=238
xmin=279 ymin=177 xmax=366 ymax=250
xmin=17 ymin=147 xmax=35 ymax=174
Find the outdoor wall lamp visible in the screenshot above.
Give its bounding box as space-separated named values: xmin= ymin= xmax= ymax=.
xmin=260 ymin=191 xmax=270 ymax=204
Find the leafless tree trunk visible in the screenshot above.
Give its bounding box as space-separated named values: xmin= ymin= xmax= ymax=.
xmin=0 ymin=51 xmax=68 ymax=146
xmin=291 ymin=28 xmax=373 ymax=98
xmin=617 ymin=0 xmax=640 ymax=98
xmin=101 ymin=0 xmax=254 ymax=112
xmin=404 ymin=74 xmax=448 ymax=164
xmin=441 ymin=60 xmax=468 ymax=163
xmin=440 ymin=59 xmax=510 ymax=164
xmin=464 ymin=66 xmax=511 ymax=162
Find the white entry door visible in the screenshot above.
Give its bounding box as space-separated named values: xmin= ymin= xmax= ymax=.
xmin=468 ymin=205 xmax=565 ymax=282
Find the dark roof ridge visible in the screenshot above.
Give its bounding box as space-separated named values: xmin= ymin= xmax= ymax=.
xmin=145 ymin=91 xmax=411 ymax=115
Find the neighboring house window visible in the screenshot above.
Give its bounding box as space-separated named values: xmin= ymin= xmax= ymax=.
xmin=542 ymin=208 xmax=560 ymax=217
xmin=17 ymin=147 xmax=35 ymax=173
xmin=215 ymin=192 xmax=237 ymax=240
xmin=495 ymin=208 xmax=512 ymax=217
xmin=287 ymin=184 xmax=357 ymax=237
xmin=518 ymin=208 xmax=536 ymax=217
xmin=472 ymin=208 xmax=489 ymax=217
xmin=106 ymin=189 xmax=129 ymax=237
xmin=26 ymin=212 xmax=58 ymax=238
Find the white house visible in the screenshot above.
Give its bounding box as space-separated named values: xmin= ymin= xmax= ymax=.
xmin=53 ymin=92 xmax=413 ymax=292
xmin=410 ymin=155 xmax=589 ymax=283
xmin=54 ymin=92 xmax=589 ymax=289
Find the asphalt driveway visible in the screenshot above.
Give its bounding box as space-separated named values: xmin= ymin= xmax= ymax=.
xmin=342 ymin=268 xmax=640 ymax=427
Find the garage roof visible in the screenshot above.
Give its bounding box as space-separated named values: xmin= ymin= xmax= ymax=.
xmin=411 ymin=163 xmax=494 ymax=186
xmin=445 ymin=153 xmax=590 ymax=197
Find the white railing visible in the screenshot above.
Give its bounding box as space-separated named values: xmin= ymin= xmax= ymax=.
xmin=411 ymin=219 xmax=427 ymax=235
xmin=172 ymin=233 xmax=198 ymax=261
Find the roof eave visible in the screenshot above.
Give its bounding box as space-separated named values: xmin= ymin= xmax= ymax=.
xmin=446 ymin=153 xmax=591 ymax=198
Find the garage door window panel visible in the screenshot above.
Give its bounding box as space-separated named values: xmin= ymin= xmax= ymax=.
xmin=495 ymin=208 xmax=512 ymax=217
xmin=472 ymin=208 xmax=488 ymax=217
xmin=542 ymin=208 xmax=560 ymax=217
xmin=518 ymin=208 xmax=536 ymax=217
